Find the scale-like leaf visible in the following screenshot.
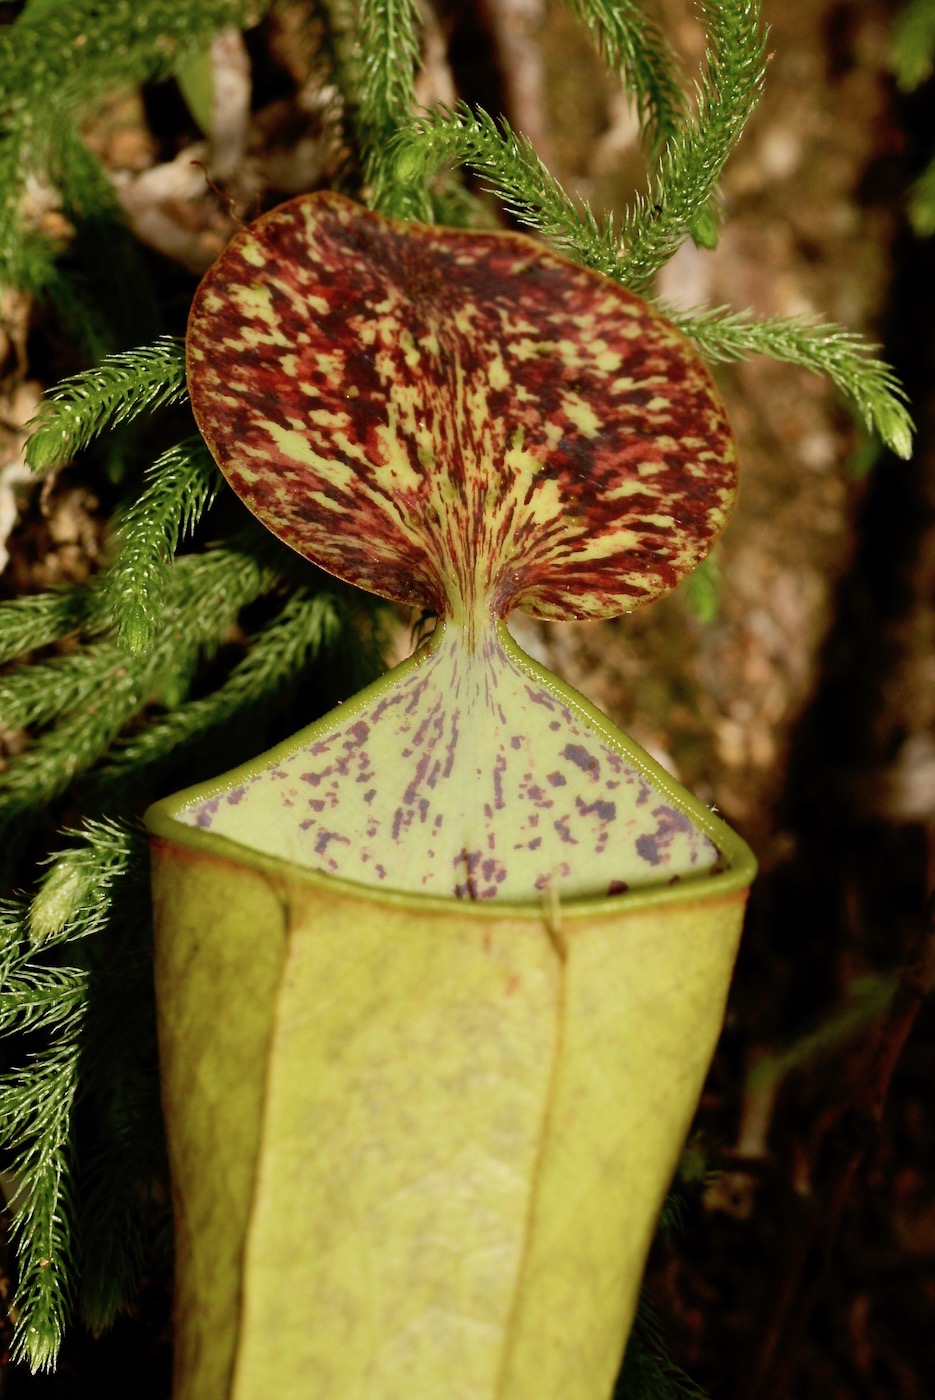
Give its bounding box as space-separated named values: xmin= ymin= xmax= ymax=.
xmin=187 ymin=192 xmax=737 ymax=626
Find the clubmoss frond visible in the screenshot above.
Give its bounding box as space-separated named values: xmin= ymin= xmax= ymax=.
xmin=0 ymin=1 xmax=269 ymax=113
xmin=0 ymin=677 xmax=159 ymax=837
xmin=44 ymin=117 xmax=123 ymax=228
xmin=889 ymin=0 xmax=935 ymax=91
xmin=24 ymin=338 xmax=187 ymax=473
xmin=72 ymin=825 xmax=160 ymax=1337
xmin=29 ymin=819 xmax=139 ymax=945
xmin=395 ymin=104 xmax=623 ymax=276
xmin=0 ymin=820 xmax=151 ymax=1369
xmin=909 ymin=153 xmax=935 ymax=238
xmin=0 ymin=2 xmax=270 ymax=291
xmin=1 ymin=644 xmax=134 ymax=735
xmin=616 ymin=1292 xmax=706 ymax=1399
xmin=1 ymin=1028 xmax=83 ymax=1373
xmin=0 ymin=548 xmax=281 ymax=835
xmin=40 ymin=117 xmax=161 ymax=351
xmin=313 ymin=0 xmax=368 ymax=177
xmin=560 ymin=0 xmax=687 ymax=159
xmin=102 ymin=588 xmax=344 ymax=782
xmin=0 ymin=139 xmax=35 ymax=288
xmin=76 ymin=1047 xmax=163 ymax=1337
xmin=101 ymin=439 xmax=223 ymax=654
xmin=396 ymin=3 xmax=766 ymax=284
xmin=669 ymin=304 xmax=914 ymax=459
xmin=889 ymin=1 xmax=934 ymax=228
xmin=0 ymin=882 xmax=93 ymax=1042
xmin=38 ymin=263 xmax=122 ymax=366
xmin=617 ymin=0 xmax=767 ymax=290
xmin=356 ymin=0 xmax=430 ymax=219
xmin=394 ymin=0 xmax=767 ymax=290
xmin=0 ymin=962 xmax=89 ymax=1039
xmin=681 ymin=551 xmax=722 ymax=624
xmin=0 ymin=590 xmax=106 ymax=668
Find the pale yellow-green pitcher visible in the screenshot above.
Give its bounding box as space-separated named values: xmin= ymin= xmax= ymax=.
xmin=147 ymin=192 xmax=755 ymax=1399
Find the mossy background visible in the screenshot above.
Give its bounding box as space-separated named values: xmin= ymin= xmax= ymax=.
xmin=0 ymin=0 xmax=933 ymax=1396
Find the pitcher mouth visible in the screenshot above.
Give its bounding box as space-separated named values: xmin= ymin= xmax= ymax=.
xmin=146 ymin=622 xmax=755 ymax=921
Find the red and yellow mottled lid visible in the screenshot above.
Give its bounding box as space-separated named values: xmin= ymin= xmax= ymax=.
xmin=187 ymin=192 xmax=737 ymax=626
